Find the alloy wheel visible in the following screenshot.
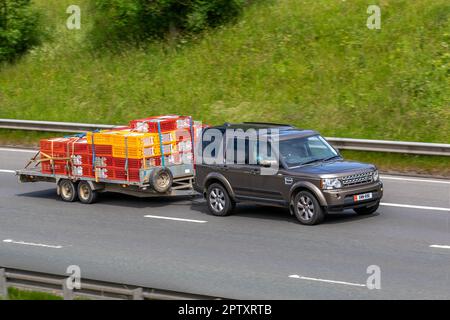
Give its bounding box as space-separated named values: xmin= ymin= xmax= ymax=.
xmin=297 ymin=195 xmax=315 ymax=220
xmin=209 ymin=188 xmax=226 ymax=212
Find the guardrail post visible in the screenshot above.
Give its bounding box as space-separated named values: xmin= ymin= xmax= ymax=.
xmin=0 ymin=269 xmax=7 ymax=299
xmin=62 ymin=280 xmax=74 ymax=300
xmin=132 ymin=288 xmax=143 ymax=300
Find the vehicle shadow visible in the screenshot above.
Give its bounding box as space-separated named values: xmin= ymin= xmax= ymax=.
xmin=93 ymin=192 xmax=200 ymax=209
xmin=323 ymin=211 xmax=380 ymax=224
xmin=16 ymin=188 xmax=201 ymax=210
xmin=17 ymin=189 xmax=380 ymax=225
xmin=16 ymin=188 xmax=59 ymax=200
xmin=190 ymin=200 xmax=380 ymax=225
xmin=190 ymin=200 xmax=296 ymax=223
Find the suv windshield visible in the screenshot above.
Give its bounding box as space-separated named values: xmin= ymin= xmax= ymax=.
xmin=279 ymin=135 xmax=339 ymax=168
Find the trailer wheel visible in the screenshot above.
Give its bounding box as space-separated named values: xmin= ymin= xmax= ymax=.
xmin=59 ymin=179 xmax=78 ymax=202
xmin=77 ymin=181 xmax=98 ymax=204
xmin=150 ymin=167 xmax=173 ymax=193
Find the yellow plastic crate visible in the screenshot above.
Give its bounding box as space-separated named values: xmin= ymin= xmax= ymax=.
xmin=110 ymin=131 xmax=159 ymax=148
xmin=112 ymin=142 xmax=178 ymax=159
xmin=86 ymin=131 xmax=115 ymax=145
xmin=159 ymin=131 xmax=177 ymax=144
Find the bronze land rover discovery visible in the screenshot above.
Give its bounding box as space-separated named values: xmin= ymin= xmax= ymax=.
xmin=194 ymin=123 xmax=383 ymax=225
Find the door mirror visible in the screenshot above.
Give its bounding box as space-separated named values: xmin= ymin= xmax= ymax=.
xmin=260 ymin=159 xmax=278 ymax=167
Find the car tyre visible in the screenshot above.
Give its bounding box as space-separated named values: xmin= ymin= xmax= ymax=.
xmin=206 ymin=183 xmax=235 ymax=216
xmin=293 ymin=191 xmax=325 ymax=225
xmin=77 ymin=181 xmax=98 ymax=204
xmin=353 ymin=202 xmax=379 ymax=215
xmin=59 ymin=179 xmax=78 ymax=202
xmin=150 ymin=167 xmax=173 ymax=193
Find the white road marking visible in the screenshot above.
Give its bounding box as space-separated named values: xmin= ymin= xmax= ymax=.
xmin=380 ymin=202 xmax=450 ymax=212
xmin=381 ymin=175 xmax=450 ymax=185
xmin=289 ymin=274 xmax=366 ymax=287
xmin=144 ymin=215 xmax=207 ymax=223
xmin=2 ymin=239 xmax=63 ymax=249
xmin=0 ymin=147 xmax=37 ymax=154
xmin=0 ymin=169 xmax=15 ymax=173
xmin=430 ymin=245 xmax=450 ymax=250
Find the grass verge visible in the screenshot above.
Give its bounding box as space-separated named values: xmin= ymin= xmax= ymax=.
xmin=4 ymin=287 xmax=62 ymax=300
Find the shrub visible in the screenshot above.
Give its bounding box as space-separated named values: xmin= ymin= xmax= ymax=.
xmin=90 ymin=0 xmax=246 ymax=46
xmin=0 ymin=0 xmax=42 ymax=62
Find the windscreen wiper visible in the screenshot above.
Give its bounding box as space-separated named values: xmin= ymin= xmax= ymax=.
xmin=322 ymin=155 xmax=341 ymax=162
xmin=301 ymin=158 xmax=322 ymax=165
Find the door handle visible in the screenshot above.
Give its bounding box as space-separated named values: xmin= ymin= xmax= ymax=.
xmin=250 ymin=169 xmax=260 ymax=175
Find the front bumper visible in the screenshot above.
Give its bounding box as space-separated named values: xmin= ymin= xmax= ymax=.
xmin=322 ymin=181 xmax=383 ymax=213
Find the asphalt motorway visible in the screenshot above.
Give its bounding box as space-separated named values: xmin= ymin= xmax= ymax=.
xmin=0 ymin=148 xmax=449 ymax=299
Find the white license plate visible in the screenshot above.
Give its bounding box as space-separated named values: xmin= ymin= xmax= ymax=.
xmin=353 ymin=192 xmax=373 ymax=202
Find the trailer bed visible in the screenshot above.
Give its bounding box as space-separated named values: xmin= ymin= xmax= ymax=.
xmin=16 ymin=165 xmax=198 ymax=198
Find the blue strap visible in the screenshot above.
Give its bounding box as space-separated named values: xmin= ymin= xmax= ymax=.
xmin=189 ymin=116 xmax=194 ymax=163
xmin=91 ymin=133 xmax=96 ymax=174
xmin=157 ymin=121 xmax=165 ymax=168
xmin=64 ymin=132 xmax=86 ymax=138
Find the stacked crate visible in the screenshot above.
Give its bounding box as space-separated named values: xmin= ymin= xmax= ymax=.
xmin=39 ymin=115 xmax=203 ymax=183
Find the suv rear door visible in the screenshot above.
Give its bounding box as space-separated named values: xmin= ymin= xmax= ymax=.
xmin=223 ymin=136 xmax=260 ymax=198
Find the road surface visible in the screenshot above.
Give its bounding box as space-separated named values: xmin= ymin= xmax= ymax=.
xmin=0 ymin=148 xmax=449 ymax=299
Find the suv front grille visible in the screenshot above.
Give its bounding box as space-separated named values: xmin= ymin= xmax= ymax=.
xmin=341 ymin=171 xmax=374 ymax=187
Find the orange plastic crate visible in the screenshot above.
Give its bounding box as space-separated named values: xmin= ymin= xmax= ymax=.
xmin=86 ymin=131 xmax=115 ymax=145
xmin=110 ymin=131 xmax=159 ymax=148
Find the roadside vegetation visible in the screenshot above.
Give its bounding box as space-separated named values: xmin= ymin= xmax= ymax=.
xmin=2 ymin=287 xmax=62 ymax=300
xmin=0 ymin=0 xmax=448 ymax=174
xmin=0 ymin=0 xmax=43 ymax=62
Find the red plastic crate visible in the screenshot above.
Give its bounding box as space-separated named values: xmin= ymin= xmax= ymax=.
xmin=130 ymin=115 xmax=192 ymax=133
xmin=113 ymin=158 xmax=143 ymax=169
xmin=147 ymin=152 xmax=192 ymax=166
xmin=41 ymin=160 xmax=69 ymax=175
xmin=41 ymin=152 xmax=68 ymax=161
xmin=88 ymin=144 xmax=113 ymax=156
xmin=69 ymin=139 xmax=89 ymax=154
xmin=40 ymin=137 xmax=78 ymax=154
xmin=94 ymin=166 xmax=114 ymax=180
xmin=175 ymin=129 xmax=192 ymax=142
xmin=72 ymin=165 xmax=94 ymax=178
xmin=71 ymin=154 xmax=92 ymax=166
xmin=93 ymin=156 xmax=113 ymax=167
xmin=113 ymin=168 xmax=140 ymax=182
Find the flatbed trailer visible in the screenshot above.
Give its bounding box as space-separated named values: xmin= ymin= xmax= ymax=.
xmin=16 ymin=151 xmax=198 ymax=203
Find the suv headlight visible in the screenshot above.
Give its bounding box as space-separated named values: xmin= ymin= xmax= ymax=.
xmin=373 ymin=170 xmax=379 ymax=181
xmin=321 ymin=178 xmax=342 ymax=190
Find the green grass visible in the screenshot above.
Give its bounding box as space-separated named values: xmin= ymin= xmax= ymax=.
xmin=0 ymin=129 xmax=67 ymax=147
xmin=0 ymin=0 xmax=448 ymax=144
xmin=341 ymin=150 xmax=450 ymax=177
xmin=5 ymin=287 xmax=62 ymax=300
xmin=0 ymin=0 xmax=448 ymax=176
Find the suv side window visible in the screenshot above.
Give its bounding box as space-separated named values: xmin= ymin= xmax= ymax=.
xmin=249 ymin=140 xmax=277 ymax=165
xmin=225 ymin=137 xmax=248 ymax=164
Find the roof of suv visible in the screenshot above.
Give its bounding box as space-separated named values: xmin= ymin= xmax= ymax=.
xmin=206 ymin=122 xmax=319 ymax=141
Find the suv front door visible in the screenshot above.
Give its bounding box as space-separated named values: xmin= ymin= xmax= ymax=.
xmin=245 ymin=140 xmax=287 ymax=205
